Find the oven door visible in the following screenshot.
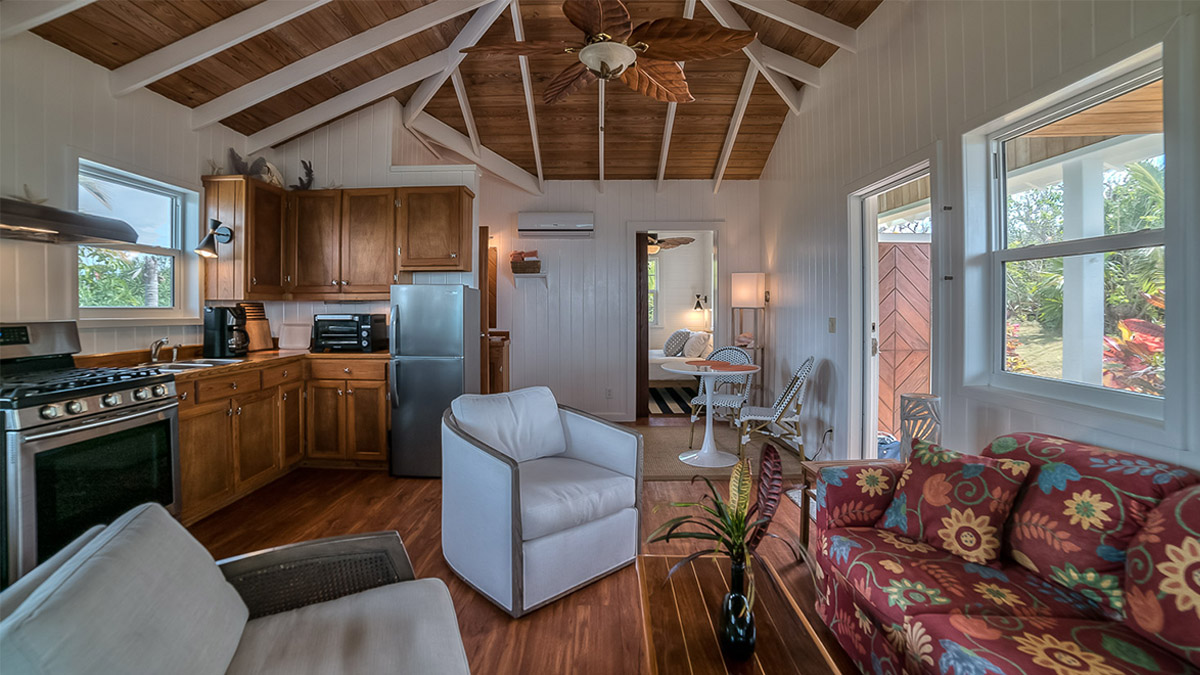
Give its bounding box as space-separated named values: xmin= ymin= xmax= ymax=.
xmin=6 ymin=400 xmax=179 ymax=582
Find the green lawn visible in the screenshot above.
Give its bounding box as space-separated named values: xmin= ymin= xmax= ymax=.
xmin=1010 ymin=319 xmax=1063 ymax=379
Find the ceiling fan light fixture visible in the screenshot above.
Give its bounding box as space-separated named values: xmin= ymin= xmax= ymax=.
xmin=578 ymin=40 xmax=637 ymax=79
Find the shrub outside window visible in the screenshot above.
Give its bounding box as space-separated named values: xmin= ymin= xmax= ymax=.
xmin=648 ymin=257 xmax=659 ymax=326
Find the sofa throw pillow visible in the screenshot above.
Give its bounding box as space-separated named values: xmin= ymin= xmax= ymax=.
xmin=450 ymin=386 xmax=567 ymax=462
xmin=681 ymin=331 xmax=711 ymax=358
xmin=875 ymin=441 xmax=1031 ymax=564
xmin=663 ymin=329 xmax=691 ymax=357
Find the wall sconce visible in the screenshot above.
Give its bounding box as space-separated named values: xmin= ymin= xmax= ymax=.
xmin=693 ymin=294 xmax=708 ymax=311
xmin=899 ymin=393 xmax=942 ymax=461
xmin=194 ymin=218 xmax=233 ymax=259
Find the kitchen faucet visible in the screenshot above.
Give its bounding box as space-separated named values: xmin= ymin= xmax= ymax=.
xmin=149 ymin=337 xmax=170 ymax=363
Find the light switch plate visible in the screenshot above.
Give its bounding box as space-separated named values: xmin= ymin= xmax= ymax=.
xmin=828 ymin=317 xmax=836 ymax=333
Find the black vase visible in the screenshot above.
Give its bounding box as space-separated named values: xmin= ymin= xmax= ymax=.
xmin=719 ymin=558 xmax=756 ymax=660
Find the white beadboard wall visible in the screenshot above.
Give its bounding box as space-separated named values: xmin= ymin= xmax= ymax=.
xmin=0 ymin=33 xmax=249 ymax=354
xmin=651 ymin=230 xmax=715 ymax=349
xmin=759 ymin=0 xmax=1198 ymax=465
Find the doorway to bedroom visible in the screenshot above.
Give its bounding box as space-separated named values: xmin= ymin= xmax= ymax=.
xmin=636 ymin=230 xmax=716 ymax=419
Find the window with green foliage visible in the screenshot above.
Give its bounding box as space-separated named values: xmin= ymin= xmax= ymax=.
xmin=998 ymin=78 xmax=1165 ymax=398
xmin=76 ymin=160 xmax=183 ymax=309
xmin=648 ymin=257 xmax=659 ymax=326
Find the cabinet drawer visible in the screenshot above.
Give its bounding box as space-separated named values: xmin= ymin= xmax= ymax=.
xmin=262 ymin=362 xmax=302 ymax=388
xmin=177 ymin=383 xmax=198 ymax=411
xmin=196 ymin=371 xmax=262 ymax=402
xmin=310 ymin=359 xmax=386 ymax=381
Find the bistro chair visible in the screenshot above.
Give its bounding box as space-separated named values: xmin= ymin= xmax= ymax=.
xmin=688 ymin=346 xmax=753 ymax=448
xmin=734 ymin=356 xmax=815 ymax=459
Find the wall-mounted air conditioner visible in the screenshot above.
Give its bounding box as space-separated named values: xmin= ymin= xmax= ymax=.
xmin=517 ymin=212 xmax=593 ymax=238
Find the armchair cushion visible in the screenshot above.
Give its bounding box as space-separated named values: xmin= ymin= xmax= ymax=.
xmin=451 ymin=386 xmax=566 ymax=462
xmin=876 ymin=442 xmax=1030 ymax=565
xmin=520 ymin=457 xmax=636 ymax=540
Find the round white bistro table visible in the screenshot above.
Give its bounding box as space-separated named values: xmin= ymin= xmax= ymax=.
xmin=660 ymin=361 xmax=761 ymax=468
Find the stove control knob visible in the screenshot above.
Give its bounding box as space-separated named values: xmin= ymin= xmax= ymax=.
xmin=101 ymin=393 xmax=121 ymax=407
xmin=66 ymin=400 xmax=85 ymax=415
xmin=133 ymin=388 xmax=150 ymax=401
xmin=39 ymin=405 xmax=61 ymax=420
xmin=151 ymin=384 xmax=168 ymax=397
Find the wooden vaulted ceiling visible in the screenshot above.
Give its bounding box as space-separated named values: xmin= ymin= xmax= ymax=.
xmin=30 ymin=0 xmax=882 ymax=184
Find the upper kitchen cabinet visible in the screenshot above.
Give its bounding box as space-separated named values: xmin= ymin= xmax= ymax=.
xmin=202 ymin=175 xmax=287 ymax=301
xmin=341 ymin=188 xmax=397 ymax=293
xmin=396 ymin=186 xmax=474 ymax=272
xmin=288 ymin=189 xmax=343 ymax=296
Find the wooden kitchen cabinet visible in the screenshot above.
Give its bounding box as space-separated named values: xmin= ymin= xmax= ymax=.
xmin=288 ymin=189 xmax=343 ymax=295
xmin=346 ymin=380 xmax=388 ymax=461
xmin=342 ymin=188 xmax=397 ymax=292
xmin=305 ymin=380 xmax=345 ymax=459
xmin=202 ymin=175 xmax=287 ymax=301
xmin=233 ymin=388 xmax=279 ymax=490
xmin=179 ymin=400 xmax=236 ymax=523
xmin=396 ymin=186 xmax=474 ymax=272
xmin=279 ymin=380 xmax=304 ymax=467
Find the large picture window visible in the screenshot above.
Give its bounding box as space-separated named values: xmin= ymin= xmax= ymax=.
xmin=995 ymin=76 xmax=1165 ymax=399
xmin=76 ymin=160 xmax=187 ymax=310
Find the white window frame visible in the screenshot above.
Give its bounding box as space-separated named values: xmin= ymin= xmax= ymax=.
xmin=647 ymin=255 xmax=661 ymax=327
xmin=987 ymin=67 xmax=1166 ymax=421
xmin=70 ymin=152 xmax=202 ymax=326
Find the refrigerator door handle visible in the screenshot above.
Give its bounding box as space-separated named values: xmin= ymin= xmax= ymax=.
xmin=389 ymin=303 xmax=399 ymax=355
xmin=390 ymin=361 xmax=400 ymax=407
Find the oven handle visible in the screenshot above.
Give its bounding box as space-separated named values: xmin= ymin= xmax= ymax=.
xmin=21 ymin=402 xmax=179 ymax=442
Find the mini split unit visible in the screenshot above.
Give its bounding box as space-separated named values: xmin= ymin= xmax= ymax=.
xmin=517 ymin=212 xmax=593 ymax=238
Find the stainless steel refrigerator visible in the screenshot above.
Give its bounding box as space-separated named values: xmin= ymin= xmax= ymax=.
xmin=389 ymin=284 xmax=480 ymax=477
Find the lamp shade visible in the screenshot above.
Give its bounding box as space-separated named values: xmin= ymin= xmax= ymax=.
xmin=731 ymin=273 xmax=765 ymax=308
xmin=899 ymin=393 xmax=941 ymax=461
xmin=194 ymin=218 xmax=232 ymax=259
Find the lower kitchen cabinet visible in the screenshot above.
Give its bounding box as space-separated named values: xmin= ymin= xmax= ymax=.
xmin=306 ymin=378 xmax=389 ymax=463
xmin=280 ymin=380 xmax=304 ymax=467
xmin=234 ymin=388 xmax=279 ymax=490
xmin=179 ymin=400 xmax=236 ymax=523
xmin=305 ymin=380 xmax=345 ymax=459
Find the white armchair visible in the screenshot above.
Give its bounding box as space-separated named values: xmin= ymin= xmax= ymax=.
xmin=440 ymin=386 xmax=642 ymax=617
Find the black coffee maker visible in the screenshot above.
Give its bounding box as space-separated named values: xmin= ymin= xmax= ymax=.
xmin=203 ymin=306 xmax=249 ymax=358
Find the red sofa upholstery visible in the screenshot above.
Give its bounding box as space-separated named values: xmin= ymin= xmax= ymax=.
xmin=812 ymin=433 xmax=1199 ymax=675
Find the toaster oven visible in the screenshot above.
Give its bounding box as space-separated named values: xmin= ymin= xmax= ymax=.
xmin=311 ymin=314 xmax=387 ymax=352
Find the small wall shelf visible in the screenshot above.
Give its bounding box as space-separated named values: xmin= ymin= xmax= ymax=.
xmin=513 ymin=272 xmax=548 ymax=283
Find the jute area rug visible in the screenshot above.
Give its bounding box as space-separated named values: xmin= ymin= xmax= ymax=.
xmin=632 ymin=422 xmax=808 ymax=481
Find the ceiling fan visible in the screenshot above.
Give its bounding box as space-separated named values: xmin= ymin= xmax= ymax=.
xmin=647 ymin=234 xmax=695 ymax=254
xmin=462 ymin=0 xmax=754 ymax=104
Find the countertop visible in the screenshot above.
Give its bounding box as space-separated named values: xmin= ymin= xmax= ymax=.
xmin=170 ymin=350 xmax=389 ymax=382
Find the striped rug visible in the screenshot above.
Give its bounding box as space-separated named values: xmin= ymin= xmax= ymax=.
xmin=649 ymin=385 xmax=697 ymax=415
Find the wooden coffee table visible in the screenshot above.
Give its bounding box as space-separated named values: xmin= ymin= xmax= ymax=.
xmin=637 ymin=554 xmax=839 ymax=675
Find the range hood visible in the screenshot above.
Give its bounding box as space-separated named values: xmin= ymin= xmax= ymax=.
xmin=0 ymin=198 xmax=138 ymax=245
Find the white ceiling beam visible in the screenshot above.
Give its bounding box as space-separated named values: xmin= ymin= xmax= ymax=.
xmin=408 ymin=108 xmax=541 ymax=196
xmin=191 ymin=0 xmax=490 ymax=130
xmin=450 ymin=68 xmax=481 ymax=156
xmin=402 ymin=0 xmax=512 ymax=128
xmin=755 ymin=43 xmax=820 ymax=88
xmin=699 ymin=0 xmax=803 ymax=115
xmin=728 ymin=0 xmax=857 ymax=53
xmin=655 ymin=0 xmax=696 ymax=192
xmin=246 ymin=50 xmax=450 ymax=153
xmin=110 ymin=0 xmax=333 ymax=97
xmin=510 ymin=0 xmax=544 ymax=191
xmin=597 ymin=80 xmax=605 ymax=193
xmin=712 ymin=62 xmax=758 ymax=194
xmin=1 ymin=0 xmax=96 ymax=40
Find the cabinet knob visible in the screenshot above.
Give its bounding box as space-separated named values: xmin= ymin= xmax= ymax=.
xmin=282 ymin=369 xmax=288 ymax=377
xmin=236 ymin=407 xmax=243 ymax=416
xmin=332 ymin=279 xmax=338 ymax=286
xmin=347 ymin=388 xmax=354 ymax=395
xmin=337 ymin=388 xmax=344 ymax=396
xmin=341 ymin=280 xmax=348 ymax=286
xmin=226 ymin=407 xmax=233 ymax=416
xmin=252 ymin=277 xmax=257 ymax=285
xmin=343 ymin=367 xmax=351 ymax=374
xmin=282 ymin=392 xmax=288 ymax=401
xmin=231 ymin=382 xmax=238 ymax=390
xmin=180 ymin=391 xmax=188 ymax=401
xmin=450 ymin=253 xmax=457 ymax=258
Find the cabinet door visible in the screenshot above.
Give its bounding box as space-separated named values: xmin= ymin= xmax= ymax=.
xmin=289 ymin=190 xmax=343 ymax=294
xmin=346 ymin=379 xmax=388 ymax=461
xmin=306 ymin=379 xmax=346 ymax=458
xmin=202 ymin=176 xmax=245 ymax=300
xmin=279 ymin=381 xmax=304 ymax=467
xmin=234 ymin=388 xmax=279 ymax=489
xmin=179 ymin=401 xmax=235 ymax=521
xmin=396 ymin=186 xmax=472 ymax=271
xmin=341 ymin=188 xmax=396 ymax=292
xmin=246 ymin=180 xmax=287 ymax=298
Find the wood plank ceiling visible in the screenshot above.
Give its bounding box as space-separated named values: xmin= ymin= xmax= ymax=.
xmin=30 ymin=0 xmax=881 ymax=183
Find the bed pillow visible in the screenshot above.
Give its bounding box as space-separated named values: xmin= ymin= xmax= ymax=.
xmin=682 ymin=331 xmax=711 ymax=358
xmin=663 ymin=329 xmax=691 ymax=357
xmin=875 ymin=441 xmax=1031 ymax=564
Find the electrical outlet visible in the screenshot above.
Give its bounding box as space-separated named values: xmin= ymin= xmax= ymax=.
xmin=828 ymin=317 xmax=836 ymax=333
xmin=605 ymin=388 xmax=613 ymax=399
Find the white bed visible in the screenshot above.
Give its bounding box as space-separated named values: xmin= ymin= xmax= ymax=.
xmin=649 ymin=349 xmax=696 ymax=381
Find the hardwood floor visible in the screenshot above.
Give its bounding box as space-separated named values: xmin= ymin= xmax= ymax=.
xmin=188 ymin=469 xmax=852 ymax=674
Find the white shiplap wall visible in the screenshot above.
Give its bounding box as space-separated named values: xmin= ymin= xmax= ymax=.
xmin=651 ymin=230 xmax=715 ymax=349
xmin=760 ymin=0 xmax=1198 ymax=465
xmin=0 ymin=33 xmax=249 ymax=353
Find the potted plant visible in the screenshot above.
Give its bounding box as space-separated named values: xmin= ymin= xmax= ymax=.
xmin=647 ymin=444 xmax=785 ymax=660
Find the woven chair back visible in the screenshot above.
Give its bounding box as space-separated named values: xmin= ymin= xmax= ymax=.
xmin=770 ymin=356 xmax=815 ymax=424
xmin=697 ymin=346 xmax=753 ymax=396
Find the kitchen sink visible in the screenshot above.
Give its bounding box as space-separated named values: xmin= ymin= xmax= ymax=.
xmin=144 ymin=358 xmax=244 ymax=371
xmin=188 ymin=358 xmax=243 ymax=365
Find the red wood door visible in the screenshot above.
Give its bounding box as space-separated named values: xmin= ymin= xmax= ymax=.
xmin=877 ymin=242 xmax=931 ymax=436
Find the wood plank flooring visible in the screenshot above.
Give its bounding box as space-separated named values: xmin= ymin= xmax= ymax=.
xmin=188 ymin=469 xmax=853 ymax=674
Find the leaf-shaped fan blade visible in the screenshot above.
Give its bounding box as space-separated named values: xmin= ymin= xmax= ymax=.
xmin=618 ymin=60 xmax=693 ymax=103
xmin=562 ymin=0 xmax=632 ymax=41
xmin=543 ymin=61 xmax=598 ymax=104
xmin=630 ymin=18 xmax=755 ymax=62
xmin=658 ymin=237 xmax=695 ymax=249
xmin=461 ymin=41 xmax=579 ymax=57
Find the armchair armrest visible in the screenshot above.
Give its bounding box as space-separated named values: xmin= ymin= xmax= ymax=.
xmin=814 ymin=461 xmax=905 ymax=531
xmin=558 ymin=406 xmax=642 ymax=479
xmin=217 ymin=532 xmax=415 ymax=619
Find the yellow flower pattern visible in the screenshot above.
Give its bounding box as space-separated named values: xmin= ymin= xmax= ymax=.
xmin=937 ymin=508 xmax=1000 ymax=564
xmin=1159 ymin=535 xmax=1200 ymax=619
xmin=1013 ymin=633 xmax=1121 ymax=675
xmin=856 ymin=468 xmax=890 ymax=497
xmin=879 ymin=559 xmax=904 ymax=575
xmin=878 ymin=529 xmax=936 ymax=553
xmin=973 ymin=581 xmax=1026 ymax=608
xmin=1061 ymin=489 xmax=1114 ymax=531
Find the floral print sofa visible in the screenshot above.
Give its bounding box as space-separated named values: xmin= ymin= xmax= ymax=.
xmin=812 ymin=433 xmax=1200 ymax=675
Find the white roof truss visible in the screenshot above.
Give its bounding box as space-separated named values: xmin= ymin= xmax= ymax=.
xmin=190 ymin=0 xmax=491 ymax=130
xmin=510 ymin=0 xmax=545 ymax=191
xmin=109 ymin=0 xmax=334 ymax=97
xmin=699 ymin=0 xmax=803 ymax=115
xmin=598 ymin=79 xmax=606 ymax=192
xmin=407 ymin=106 xmax=541 ymax=196
xmin=728 ymin=0 xmax=857 ymax=53
xmin=401 ymin=0 xmax=512 ymax=128
xmin=712 ymin=62 xmax=758 ymax=194
xmin=656 ymin=0 xmax=696 ymax=192
xmin=450 ymin=68 xmax=481 ymax=156
xmin=756 ymin=43 xmax=820 ymax=88
xmin=0 ymin=0 xmax=97 ymax=40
